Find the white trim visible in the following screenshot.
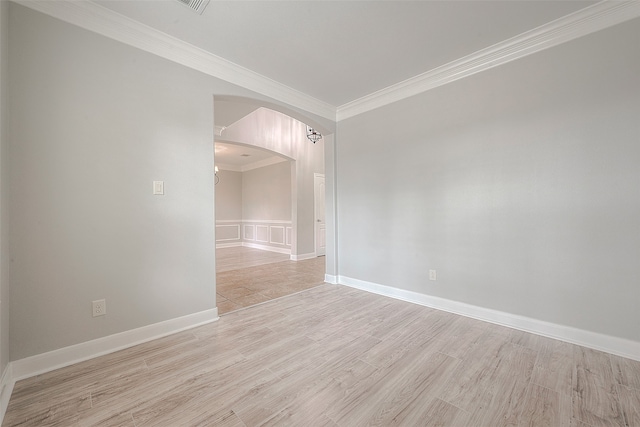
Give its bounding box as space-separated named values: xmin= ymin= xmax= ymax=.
xmin=243 ymin=219 xmax=291 ymax=225
xmin=15 ymin=0 xmax=335 ymax=121
xmin=216 ymin=220 xmax=292 ymax=225
xmin=285 ymin=227 xmax=292 ymax=246
xmin=215 ymin=163 xmax=242 ymax=173
xmin=324 ymin=274 xmax=338 ymax=285
xmin=11 ymin=308 xmax=219 ymax=381
xmin=243 ymin=224 xmax=255 ymax=241
xmin=336 ymin=0 xmax=640 ymax=120
xmin=242 ymin=242 xmax=290 ymax=255
xmin=216 ymin=157 xmax=288 ymax=173
xmin=214 ymin=224 xmax=240 ymax=242
xmin=241 ymin=157 xmax=288 ymax=172
xmin=255 ymin=225 xmax=269 ymax=243
xmin=269 ymin=226 xmax=286 ymax=245
xmin=215 ymin=242 xmax=242 ymax=249
xmin=0 ymin=364 xmax=14 ymax=425
xmin=16 ymin=1 xmax=640 ymax=123
xmin=337 ymin=275 xmax=640 ymax=362
xmin=290 ymin=252 xmax=316 ymax=261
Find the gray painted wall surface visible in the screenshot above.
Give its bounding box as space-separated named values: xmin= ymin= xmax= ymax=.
xmin=0 ymin=0 xmax=9 ymax=373
xmin=8 ymin=5 xmax=302 ymax=360
xmin=215 ymin=170 xmax=242 ymax=221
xmin=336 ymin=19 xmax=640 ymax=342
xmin=243 ymin=162 xmax=291 ymax=221
xmin=323 ymin=134 xmax=337 ymax=277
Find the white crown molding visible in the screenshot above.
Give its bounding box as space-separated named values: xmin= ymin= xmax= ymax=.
xmin=14 ymin=1 xmax=640 ymax=122
xmin=240 ymin=156 xmax=288 ymax=172
xmin=215 ymin=163 xmax=241 ymax=172
xmin=336 ymin=0 xmax=640 ymax=121
xmin=338 ymin=275 xmax=640 ymax=362
xmin=216 ymin=156 xmax=286 ymax=173
xmin=13 ymin=0 xmax=336 ymax=121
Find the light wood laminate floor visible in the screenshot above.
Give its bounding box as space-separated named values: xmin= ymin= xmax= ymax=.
xmin=4 ymin=284 xmax=639 ymax=426
xmin=216 ymin=247 xmax=291 ymax=273
xmin=216 ymin=247 xmax=325 ymax=315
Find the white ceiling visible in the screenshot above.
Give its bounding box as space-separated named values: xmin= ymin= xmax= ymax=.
xmin=215 ymin=141 xmax=287 ymax=170
xmin=94 ymin=0 xmax=596 ymax=107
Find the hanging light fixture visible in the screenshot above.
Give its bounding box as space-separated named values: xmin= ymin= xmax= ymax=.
xmin=306 ymin=126 xmax=322 ymax=144
xmin=215 ymin=166 xmax=220 ymax=185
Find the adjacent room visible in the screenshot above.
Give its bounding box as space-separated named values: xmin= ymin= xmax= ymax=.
xmin=213 ymin=139 xmax=325 ymax=314
xmin=213 ymin=106 xmax=327 ymax=314
xmin=0 ymin=1 xmax=639 ymax=426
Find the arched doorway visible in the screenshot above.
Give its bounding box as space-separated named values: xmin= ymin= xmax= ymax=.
xmin=213 ymin=97 xmax=335 ymax=314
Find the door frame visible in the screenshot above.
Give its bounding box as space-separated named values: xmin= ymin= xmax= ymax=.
xmin=314 ymin=173 xmax=326 ymax=257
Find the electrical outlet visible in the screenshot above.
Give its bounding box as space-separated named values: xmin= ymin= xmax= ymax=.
xmin=429 ymin=270 xmax=437 ymax=281
xmin=92 ymin=299 xmax=106 ymax=317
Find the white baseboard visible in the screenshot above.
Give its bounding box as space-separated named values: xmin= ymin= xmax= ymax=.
xmin=242 ymin=242 xmax=290 ymax=255
xmin=324 ymin=274 xmax=338 ymax=284
xmin=216 ymin=242 xmax=242 ymax=249
xmin=338 ymin=275 xmax=640 ymax=362
xmin=0 ymin=363 xmax=14 ymax=425
xmin=11 ymin=308 xmax=219 ymax=382
xmin=290 ymin=252 xmax=316 ymax=261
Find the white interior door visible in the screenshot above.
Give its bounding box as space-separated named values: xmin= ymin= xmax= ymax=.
xmin=314 ymin=174 xmax=326 ymax=256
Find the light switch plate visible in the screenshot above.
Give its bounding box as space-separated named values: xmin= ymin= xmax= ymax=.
xmin=153 ymin=181 xmax=164 ymax=195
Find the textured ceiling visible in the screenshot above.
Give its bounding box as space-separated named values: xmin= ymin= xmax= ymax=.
xmin=95 ymin=0 xmax=596 ymax=107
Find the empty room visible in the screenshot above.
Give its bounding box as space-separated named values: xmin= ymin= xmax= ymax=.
xmin=0 ymin=1 xmax=639 ymax=426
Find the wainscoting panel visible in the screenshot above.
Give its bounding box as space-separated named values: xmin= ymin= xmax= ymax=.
xmin=243 ymin=224 xmax=255 ymax=241
xmin=216 ymin=220 xmax=292 ymax=251
xmin=215 ymin=224 xmax=240 ymax=242
xmin=256 ymin=225 xmax=269 ymax=243
xmin=270 ymin=226 xmax=285 ymax=245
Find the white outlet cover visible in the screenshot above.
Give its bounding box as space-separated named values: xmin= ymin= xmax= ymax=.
xmin=429 ymin=270 xmax=437 ymax=281
xmin=92 ymin=299 xmax=106 ymax=317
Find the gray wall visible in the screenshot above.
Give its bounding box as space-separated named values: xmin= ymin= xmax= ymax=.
xmin=215 ymin=170 xmax=242 ymax=221
xmin=7 ymin=4 xmax=313 ymax=360
xmin=0 ymin=0 xmax=9 ymax=373
xmin=336 ymin=19 xmax=640 ymax=343
xmin=242 ymin=161 xmax=291 ymax=221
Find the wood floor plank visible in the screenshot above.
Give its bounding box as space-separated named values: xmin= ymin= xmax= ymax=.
xmin=610 ymin=354 xmax=640 ymax=391
xmin=531 ymin=338 xmax=576 ymax=397
xmin=572 ymin=365 xmax=625 ymax=427
xmin=617 ymin=384 xmax=640 ymax=427
xmin=437 ymin=332 xmax=514 ymax=412
xmin=216 ymin=246 xmax=325 ymax=314
xmin=403 ymin=397 xmax=471 ymax=427
xmin=4 ymin=282 xmax=639 ymax=427
xmin=518 ymin=383 xmax=573 ymax=427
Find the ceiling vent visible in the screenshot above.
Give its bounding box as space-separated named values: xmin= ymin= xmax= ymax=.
xmin=175 ymin=0 xmax=210 ymax=15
